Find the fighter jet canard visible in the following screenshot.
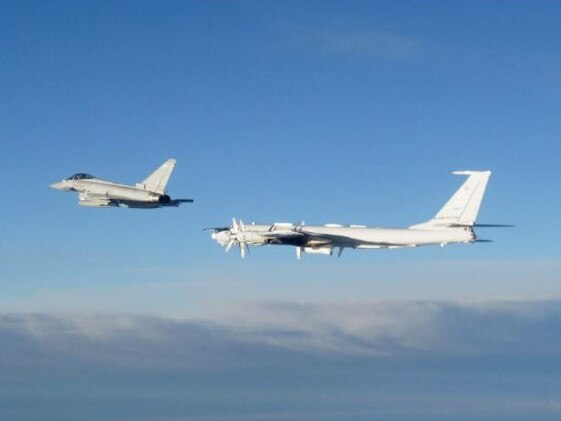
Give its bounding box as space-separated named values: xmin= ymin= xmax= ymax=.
xmin=209 ymin=170 xmax=511 ymax=259
xmin=50 ymin=159 xmax=193 ymax=208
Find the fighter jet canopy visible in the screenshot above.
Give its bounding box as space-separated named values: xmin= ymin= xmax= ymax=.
xmin=66 ymin=173 xmax=96 ymax=180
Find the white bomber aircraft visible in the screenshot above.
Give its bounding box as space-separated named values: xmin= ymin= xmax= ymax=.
xmin=209 ymin=170 xmax=508 ymax=259
xmin=50 ymin=159 xmax=193 ymax=208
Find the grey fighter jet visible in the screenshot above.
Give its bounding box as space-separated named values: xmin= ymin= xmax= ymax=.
xmin=51 ymin=159 xmax=193 ymax=208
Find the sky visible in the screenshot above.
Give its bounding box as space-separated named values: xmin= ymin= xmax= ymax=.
xmin=1 ymin=1 xmax=561 ymax=420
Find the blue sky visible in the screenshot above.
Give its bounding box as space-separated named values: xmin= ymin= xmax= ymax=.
xmin=1 ymin=1 xmax=561 ymax=419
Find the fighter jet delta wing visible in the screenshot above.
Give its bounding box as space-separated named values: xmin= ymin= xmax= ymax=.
xmin=51 ymin=159 xmax=193 ymax=208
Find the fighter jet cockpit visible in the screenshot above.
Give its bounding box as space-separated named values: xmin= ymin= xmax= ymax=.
xmin=66 ymin=173 xmax=96 ymax=180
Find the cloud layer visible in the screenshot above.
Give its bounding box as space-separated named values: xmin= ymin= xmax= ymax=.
xmin=3 ymin=300 xmax=561 ymax=420
xmin=298 ymin=28 xmax=421 ymax=60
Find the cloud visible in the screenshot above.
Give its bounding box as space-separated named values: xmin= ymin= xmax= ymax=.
xmin=3 ymin=301 xmax=561 ymax=420
xmin=3 ymin=300 xmax=561 ymax=367
xmin=292 ymin=28 xmax=421 ymax=60
xmin=213 ymin=299 xmax=561 ymax=357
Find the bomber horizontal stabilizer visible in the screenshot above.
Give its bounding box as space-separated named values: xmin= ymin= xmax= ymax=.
xmin=472 ymin=223 xmax=515 ymax=228
xmin=446 ymin=223 xmax=514 ymax=228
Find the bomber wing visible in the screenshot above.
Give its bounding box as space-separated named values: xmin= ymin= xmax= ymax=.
xmin=258 ymin=230 xmax=308 ymax=245
xmin=259 ymin=229 xmax=399 ymax=248
xmin=296 ymin=229 xmax=407 ymax=248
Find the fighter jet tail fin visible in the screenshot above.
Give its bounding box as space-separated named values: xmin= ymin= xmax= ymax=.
xmin=137 ymin=159 xmax=176 ymax=194
xmin=411 ymin=170 xmax=491 ymax=229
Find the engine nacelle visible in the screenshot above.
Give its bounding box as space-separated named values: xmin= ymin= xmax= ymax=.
xmin=303 ymin=247 xmax=332 ymax=255
xmin=235 ymin=232 xmax=266 ymax=245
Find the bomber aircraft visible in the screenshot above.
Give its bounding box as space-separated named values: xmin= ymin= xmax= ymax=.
xmin=51 ymin=159 xmax=193 ymax=208
xmin=209 ymin=170 xmax=507 ymax=259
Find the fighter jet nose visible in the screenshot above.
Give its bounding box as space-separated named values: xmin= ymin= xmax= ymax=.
xmin=50 ymin=181 xmax=66 ymax=190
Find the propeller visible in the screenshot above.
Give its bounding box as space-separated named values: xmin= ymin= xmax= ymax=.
xmin=222 ymin=217 xmax=250 ymax=259
xmin=231 ymin=217 xmax=239 ymax=233
xmin=240 ymin=241 xmax=248 ymax=258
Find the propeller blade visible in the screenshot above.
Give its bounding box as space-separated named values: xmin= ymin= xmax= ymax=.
xmin=475 ymin=239 xmax=494 ymax=243
xmin=225 ymin=240 xmax=234 ymax=253
xmin=231 ymin=217 xmax=239 ymax=233
xmin=296 ymin=247 xmax=301 ymax=260
xmin=240 ymin=242 xmax=246 ymax=259
xmin=337 ymin=247 xmax=344 ymax=258
xmin=239 ymin=220 xmax=245 ymax=231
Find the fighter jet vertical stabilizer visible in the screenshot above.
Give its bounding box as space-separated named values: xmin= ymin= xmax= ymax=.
xmin=136 ymin=159 xmax=176 ymax=194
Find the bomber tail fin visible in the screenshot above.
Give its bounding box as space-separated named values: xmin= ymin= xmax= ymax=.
xmin=411 ymin=170 xmax=491 ymax=229
xmin=137 ymin=159 xmax=176 ymax=194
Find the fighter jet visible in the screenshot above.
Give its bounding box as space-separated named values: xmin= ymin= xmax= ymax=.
xmin=51 ymin=159 xmax=193 ymax=208
xmin=209 ymin=170 xmax=508 ymax=259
